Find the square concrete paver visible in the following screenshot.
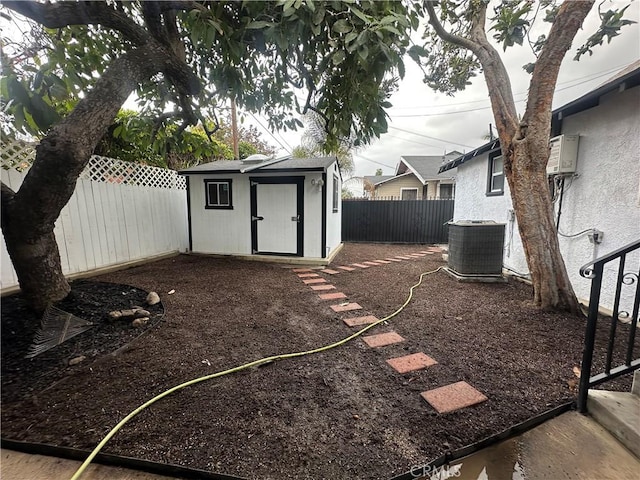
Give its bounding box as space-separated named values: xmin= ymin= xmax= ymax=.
xmin=330 ymin=302 xmax=362 ymax=313
xmin=363 ymin=261 xmax=382 ymax=266
xmin=298 ymin=273 xmax=320 ymax=278
xmin=338 ymin=266 xmax=356 ymax=271
xmin=375 ymin=260 xmax=392 ymax=264
xmin=420 ymin=381 xmax=488 ymax=414
xmin=292 ymin=268 xmax=313 ymax=273
xmin=343 ymin=315 xmax=379 ymax=327
xmin=362 ymin=331 xmax=404 ymax=348
xmin=351 ymin=263 xmax=370 ymax=268
xmin=303 ymin=278 xmax=327 ymax=284
xmin=319 ymin=292 xmax=347 ymax=300
xmin=386 ymin=258 xmax=403 ymax=262
xmin=386 ymin=352 xmax=437 ymax=374
xmin=395 ymin=256 xmax=412 ymax=260
xmin=310 ymin=284 xmax=336 ymax=291
xmin=321 ymin=269 xmax=341 ymax=275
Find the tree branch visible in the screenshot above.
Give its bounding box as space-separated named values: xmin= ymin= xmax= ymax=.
xmin=424 ymin=1 xmax=477 ymax=51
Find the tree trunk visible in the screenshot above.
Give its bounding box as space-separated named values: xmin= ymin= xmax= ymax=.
xmin=507 ymin=140 xmax=580 ymax=312
xmin=1 ymin=45 xmax=198 ymax=313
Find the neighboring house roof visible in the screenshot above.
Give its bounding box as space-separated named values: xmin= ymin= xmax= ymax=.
xmin=363 ymin=175 xmax=395 ymax=186
xmin=179 ymin=156 xmax=337 ymax=175
xmin=369 ymin=172 xmax=415 ymax=187
xmin=439 ymin=61 xmax=640 ymax=173
xmin=398 ymin=152 xmax=461 ymax=183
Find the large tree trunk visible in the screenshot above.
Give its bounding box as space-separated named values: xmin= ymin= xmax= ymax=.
xmin=1 ymin=46 xmax=196 ymax=312
xmin=507 ymin=140 xmax=580 ymax=312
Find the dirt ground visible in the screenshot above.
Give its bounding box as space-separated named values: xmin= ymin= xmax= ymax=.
xmin=1 ymin=243 xmax=636 ymax=480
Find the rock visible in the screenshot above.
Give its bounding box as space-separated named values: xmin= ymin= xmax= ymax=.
xmin=120 ymin=309 xmax=136 ymax=317
xmin=167 ymin=289 xmax=175 ymax=295
xmin=131 ymin=317 xmax=149 ymax=328
xmin=69 ymin=355 xmax=86 ymax=366
xmin=108 ymin=310 xmax=122 ymax=319
xmin=146 ymin=292 xmax=161 ymax=305
xmin=134 ymin=309 xmax=150 ymax=317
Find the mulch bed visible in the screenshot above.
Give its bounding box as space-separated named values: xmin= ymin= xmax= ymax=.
xmin=1 ymin=243 xmax=637 ymax=480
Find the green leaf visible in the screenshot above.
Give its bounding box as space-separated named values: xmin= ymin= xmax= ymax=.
xmin=246 ymin=21 xmax=273 ymax=29
xmin=333 ymin=19 xmax=352 ymax=34
xmin=349 ymin=5 xmax=370 ymax=24
xmin=332 ymin=50 xmax=346 ymax=65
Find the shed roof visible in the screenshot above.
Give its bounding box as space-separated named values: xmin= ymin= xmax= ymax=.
xmin=439 ymin=61 xmax=640 ymax=173
xmin=179 ymin=156 xmax=337 ymax=175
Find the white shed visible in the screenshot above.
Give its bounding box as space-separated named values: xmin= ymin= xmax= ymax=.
xmin=179 ymin=156 xmax=343 ymax=264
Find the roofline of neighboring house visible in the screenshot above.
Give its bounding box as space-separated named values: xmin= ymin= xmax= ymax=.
xmin=397 ymin=157 xmax=426 ymax=183
xmin=439 ymin=63 xmax=640 ymax=173
xmin=372 ymin=171 xmax=414 ymax=187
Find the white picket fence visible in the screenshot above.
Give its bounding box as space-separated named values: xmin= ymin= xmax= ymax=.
xmin=1 ymin=140 xmax=189 ymax=291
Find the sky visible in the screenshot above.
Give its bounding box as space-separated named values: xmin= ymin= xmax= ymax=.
xmin=252 ymin=1 xmax=640 ymax=188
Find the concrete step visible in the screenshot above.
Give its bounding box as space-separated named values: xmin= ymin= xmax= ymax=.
xmin=587 ymin=389 xmax=640 ymax=459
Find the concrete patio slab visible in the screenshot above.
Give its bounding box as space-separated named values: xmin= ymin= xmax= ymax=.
xmin=386 ymin=352 xmax=437 ymax=374
xmin=362 ymin=331 xmax=405 ymax=348
xmin=420 ymin=381 xmax=487 ymax=414
xmin=303 ymin=278 xmax=327 ymax=284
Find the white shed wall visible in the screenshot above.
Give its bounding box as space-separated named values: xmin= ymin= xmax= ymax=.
xmin=187 ymin=169 xmax=338 ymax=259
xmin=453 ymin=85 xmax=640 ymax=311
xmin=326 ymin=163 xmax=342 ymax=257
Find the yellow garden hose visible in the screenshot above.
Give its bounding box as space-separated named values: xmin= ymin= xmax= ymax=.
xmin=70 ymin=266 xmax=443 ymax=480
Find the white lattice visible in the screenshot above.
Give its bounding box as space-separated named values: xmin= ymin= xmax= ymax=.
xmin=0 ymin=140 xmax=185 ymax=189
xmin=81 ymin=155 xmax=186 ymax=189
xmin=1 ymin=139 xmax=36 ymax=172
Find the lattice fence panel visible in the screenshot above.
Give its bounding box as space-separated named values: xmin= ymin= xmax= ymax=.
xmin=0 ymin=140 xmax=185 ymax=189
xmin=1 ymin=139 xmax=36 ymax=172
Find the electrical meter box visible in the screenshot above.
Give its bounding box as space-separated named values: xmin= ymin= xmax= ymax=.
xmin=547 ymin=134 xmax=579 ymax=175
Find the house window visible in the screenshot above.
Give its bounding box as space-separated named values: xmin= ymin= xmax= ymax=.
xmin=332 ymin=175 xmax=339 ymax=212
xmin=487 ymin=154 xmax=504 ymax=195
xmin=401 ymin=188 xmax=418 ymax=200
xmin=204 ymin=179 xmax=233 ymax=209
xmin=440 ymin=184 xmax=453 ymax=199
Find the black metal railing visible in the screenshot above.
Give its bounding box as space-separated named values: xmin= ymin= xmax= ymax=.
xmin=577 ymin=239 xmax=640 ymax=413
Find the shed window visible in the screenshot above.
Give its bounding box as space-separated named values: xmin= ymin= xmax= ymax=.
xmin=487 ymin=155 xmax=504 ymax=196
xmin=401 ymin=188 xmax=418 ymax=200
xmin=204 ymin=179 xmax=233 ymax=209
xmin=332 ymin=175 xmax=339 ymax=212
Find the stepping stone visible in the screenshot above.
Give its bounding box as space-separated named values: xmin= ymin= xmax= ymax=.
xmin=319 ymin=292 xmax=347 ymax=300
xmin=375 ymin=260 xmax=392 ymax=264
xmin=330 ymin=302 xmax=362 ymax=313
xmin=293 ymin=268 xmax=314 ymax=273
xmin=338 ymin=266 xmax=356 ymax=271
xmin=298 ymin=273 xmax=320 ymax=278
xmin=386 ymin=353 xmax=437 ymax=374
xmin=386 ymin=258 xmax=403 ymax=262
xmin=311 ymin=284 xmax=336 ymax=291
xmin=363 ymin=261 xmax=382 ymax=266
xmin=395 ymin=256 xmax=412 ymax=260
xmin=410 ymin=253 xmax=427 ymax=257
xmin=419 ymin=251 xmax=431 ymax=254
xmin=362 ymin=331 xmax=404 ymax=348
xmin=303 ymin=278 xmax=327 ymax=284
xmin=424 ymin=252 xmax=435 ymax=255
xmin=321 ymin=269 xmax=341 ymax=275
xmin=343 ymin=315 xmax=379 ymax=327
xmin=351 ymin=263 xmax=370 ymax=268
xmin=420 ymin=381 xmax=488 ymax=414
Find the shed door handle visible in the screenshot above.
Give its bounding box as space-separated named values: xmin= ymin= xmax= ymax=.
xmin=291 ymin=215 xmax=300 ymax=222
xmin=252 ymin=216 xmax=264 ymax=221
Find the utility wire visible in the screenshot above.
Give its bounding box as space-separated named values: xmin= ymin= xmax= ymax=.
xmin=388 ymin=126 xmax=477 ymax=149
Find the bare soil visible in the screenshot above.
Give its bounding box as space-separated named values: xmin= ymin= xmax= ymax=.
xmin=1 ymin=243 xmax=636 ymax=480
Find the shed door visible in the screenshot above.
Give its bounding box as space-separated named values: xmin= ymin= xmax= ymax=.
xmin=250 ymin=177 xmax=304 ymax=256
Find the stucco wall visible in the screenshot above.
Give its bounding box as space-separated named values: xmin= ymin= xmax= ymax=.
xmin=453 ymin=84 xmax=640 ymax=312
xmin=326 ymin=163 xmax=342 ymax=257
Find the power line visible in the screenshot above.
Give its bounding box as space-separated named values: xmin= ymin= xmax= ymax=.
xmin=248 ymin=112 xmax=292 ymax=153
xmin=388 ymin=126 xmax=477 ymax=149
xmin=353 ymin=154 xmax=395 ymax=170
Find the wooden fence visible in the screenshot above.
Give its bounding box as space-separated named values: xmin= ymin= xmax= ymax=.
xmin=342 ymin=199 xmax=454 ymax=244
xmin=1 ymin=141 xmax=188 ymax=291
